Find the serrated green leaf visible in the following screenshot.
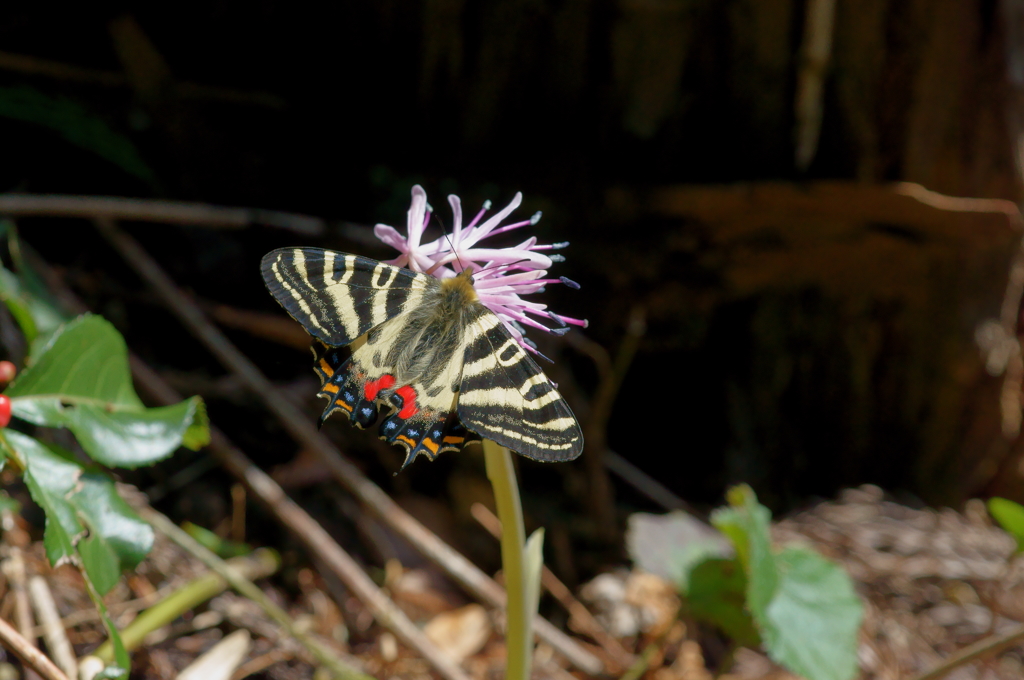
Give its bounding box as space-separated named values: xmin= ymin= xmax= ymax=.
xmin=67 ymin=400 xmax=203 ymax=468
xmin=711 ymin=484 xmax=777 ymax=618
xmin=5 ymin=431 xmax=84 ymax=565
xmin=78 ymin=530 xmax=122 ymax=596
xmin=760 ymin=547 xmax=863 ymax=680
xmin=988 ymin=498 xmax=1024 ymax=553
xmin=71 ymin=472 xmax=153 ymax=593
xmin=8 ymin=316 xmax=142 ymax=408
xmin=685 ymin=557 xmax=760 ymax=646
xmin=8 ymin=315 xmax=209 ymax=466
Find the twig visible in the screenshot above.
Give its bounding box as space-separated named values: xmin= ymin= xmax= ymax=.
xmin=0 ymin=195 xmax=323 ymax=234
xmin=471 ymin=502 xmax=636 ymax=671
xmin=604 ymin=449 xmax=692 ymax=513
xmin=3 ymin=548 xmax=41 ymax=680
xmin=582 ymin=306 xmax=647 ymax=543
xmin=140 ymin=508 xmax=372 ymax=680
xmin=230 ymin=648 xmax=291 ymax=680
xmin=0 ymin=616 xmax=69 ymax=680
xmin=793 ymin=0 xmax=837 ymax=170
xmin=27 ymin=577 xmax=77 ymax=680
xmin=905 ymin=623 xmax=1024 ymax=680
xmin=93 ymin=219 xmax=604 ymax=676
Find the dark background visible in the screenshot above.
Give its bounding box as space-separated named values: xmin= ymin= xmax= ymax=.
xmin=3 ymin=0 xmax=1024 ymax=554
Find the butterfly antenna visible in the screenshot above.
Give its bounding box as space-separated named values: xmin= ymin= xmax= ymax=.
xmin=430 ymin=209 xmax=469 ymax=273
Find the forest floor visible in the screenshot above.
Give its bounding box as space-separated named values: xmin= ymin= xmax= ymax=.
xmin=1 ymin=482 xmax=1020 ymax=680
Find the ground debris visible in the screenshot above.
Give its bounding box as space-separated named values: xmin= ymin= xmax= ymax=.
xmin=774 ymin=485 xmax=1023 ymax=680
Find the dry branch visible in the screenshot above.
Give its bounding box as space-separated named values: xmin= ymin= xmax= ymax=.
xmin=0 ymin=195 xmax=323 ymax=234
xmin=0 ymin=616 xmax=69 ymax=680
xmin=28 ymin=577 xmax=77 ymax=680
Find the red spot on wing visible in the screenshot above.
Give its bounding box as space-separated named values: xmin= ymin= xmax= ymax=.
xmin=395 ymin=385 xmax=419 ymax=419
xmin=364 ymin=375 xmax=396 ymax=401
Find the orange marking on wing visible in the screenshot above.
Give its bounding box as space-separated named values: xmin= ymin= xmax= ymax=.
xmin=397 ymin=435 xmax=416 ymax=448
xmin=422 ymin=438 xmax=439 ymax=455
xmin=334 ymin=401 xmax=353 ymax=413
xmin=442 ymin=436 xmax=465 ymax=445
xmin=322 ymin=383 xmax=339 ymax=394
xmin=319 ymin=358 xmax=334 ymax=377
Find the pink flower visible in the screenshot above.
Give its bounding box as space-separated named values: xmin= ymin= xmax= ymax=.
xmin=373 ymin=185 xmax=588 ymax=355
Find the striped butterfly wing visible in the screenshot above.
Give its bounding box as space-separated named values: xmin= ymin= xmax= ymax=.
xmin=260 ymin=247 xmax=432 ymax=346
xmin=458 ymin=312 xmax=583 ymax=461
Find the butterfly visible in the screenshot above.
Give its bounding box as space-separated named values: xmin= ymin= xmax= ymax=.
xmin=261 ymin=247 xmax=584 ymax=467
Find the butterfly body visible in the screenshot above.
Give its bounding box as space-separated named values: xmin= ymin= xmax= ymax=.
xmin=261 ymin=248 xmax=583 ymax=466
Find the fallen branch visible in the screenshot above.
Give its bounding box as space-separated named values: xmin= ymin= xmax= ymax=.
xmin=906 ymin=623 xmax=1024 ymax=680
xmin=0 ymin=616 xmax=69 ymax=680
xmin=0 ymin=194 xmax=324 ymax=234
xmin=28 ymin=577 xmax=77 ymax=680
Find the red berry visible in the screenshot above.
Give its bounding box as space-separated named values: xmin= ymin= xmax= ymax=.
xmin=0 ymin=395 xmax=11 ymax=428
xmin=0 ymin=361 xmax=15 ymax=384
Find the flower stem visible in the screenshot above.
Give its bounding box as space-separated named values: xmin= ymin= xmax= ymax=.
xmin=483 ymin=438 xmax=539 ymax=680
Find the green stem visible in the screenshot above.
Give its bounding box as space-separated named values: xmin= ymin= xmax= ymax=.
xmin=483 ymin=439 xmax=532 ymax=680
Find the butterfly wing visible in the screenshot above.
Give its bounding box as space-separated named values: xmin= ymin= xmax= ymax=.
xmin=457 ymin=311 xmax=584 ymax=461
xmin=260 ymin=247 xmax=434 ymax=346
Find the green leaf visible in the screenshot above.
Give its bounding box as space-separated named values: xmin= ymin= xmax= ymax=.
xmin=711 ymin=485 xmax=863 ymax=680
xmin=626 ymin=511 xmax=733 ymax=590
xmin=66 ymin=400 xmax=205 ymax=467
xmin=5 ymin=432 xmax=155 ymax=595
xmin=180 ymin=399 xmax=210 ymax=451
xmin=71 ymin=472 xmax=153 ymax=593
xmin=8 ymin=315 xmax=209 ymax=466
xmin=760 ymin=547 xmax=863 ymax=680
xmin=711 ymin=484 xmax=777 ymax=618
xmin=685 ymin=557 xmax=760 ymax=646
xmin=5 ymin=431 xmax=84 ymax=566
xmin=523 ymin=528 xmax=545 ymax=627
xmin=0 ymin=255 xmax=68 ymax=347
xmin=8 ymin=315 xmax=142 ymax=408
xmin=78 ymin=530 xmax=122 ymax=596
xmin=0 ymin=86 xmax=156 ymax=184
xmin=988 ymin=498 xmax=1024 ymax=553
xmin=91 ymin=592 xmax=130 ymax=677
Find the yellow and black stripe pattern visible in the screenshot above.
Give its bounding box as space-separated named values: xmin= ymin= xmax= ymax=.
xmin=261 ymin=247 xmax=583 ymax=463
